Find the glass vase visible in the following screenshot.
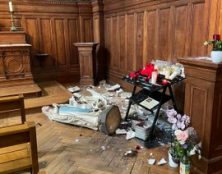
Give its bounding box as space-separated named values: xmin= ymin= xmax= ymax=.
xmin=179 ymin=161 xmax=190 ymax=174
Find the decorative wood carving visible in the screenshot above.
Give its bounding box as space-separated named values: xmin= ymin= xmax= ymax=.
xmin=0 ymin=31 xmax=41 ymax=97
xmin=0 ymin=44 xmax=33 ymax=85
xmin=178 ymin=57 xmax=222 ymax=174
xmin=74 ymin=42 xmax=98 ymax=85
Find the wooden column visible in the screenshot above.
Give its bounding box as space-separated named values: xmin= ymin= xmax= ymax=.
xmin=92 ymin=0 xmax=106 ymax=82
xmin=178 ymin=57 xmax=222 ymax=174
xmin=74 ymin=42 xmax=98 ymax=85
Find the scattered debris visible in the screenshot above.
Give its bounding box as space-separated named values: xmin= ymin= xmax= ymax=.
xmin=135 ymin=145 xmax=143 ymax=151
xmin=101 ymin=146 xmax=106 ymax=151
xmin=124 ymin=149 xmax=137 ymax=157
xmin=75 ymin=139 xmax=79 ymax=143
xmin=126 ymin=130 xmax=136 ymax=140
xmin=68 ymin=86 xmax=80 ymax=93
xmin=148 ymin=158 xmax=156 ymax=165
xmin=106 ymin=84 xmax=121 ymax=91
xmin=157 ymin=158 xmax=167 ymax=165
xmin=115 ymin=128 xmax=127 ymax=135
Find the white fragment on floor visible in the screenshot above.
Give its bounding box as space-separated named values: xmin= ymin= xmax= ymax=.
xmin=67 ymin=86 xmax=80 ymax=93
xmin=126 ymin=130 xmax=136 ymax=140
xmin=105 ymin=84 xmax=121 ymax=91
xmin=115 ymin=128 xmax=127 ymax=135
xmin=157 ymin=158 xmax=167 ymax=165
xmin=147 ymin=158 xmax=156 ymax=165
xmin=75 ymin=139 xmax=79 ymax=143
xmin=101 ymin=146 xmax=106 ymax=151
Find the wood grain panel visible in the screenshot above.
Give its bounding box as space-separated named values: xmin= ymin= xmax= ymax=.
xmin=190 ymin=3 xmax=206 ymax=56
xmin=119 ymin=15 xmax=126 ymax=72
xmin=146 ymin=10 xmax=157 ymax=62
xmin=25 ymin=18 xmax=40 ymax=67
xmin=190 ymin=86 xmax=206 ymax=141
xmin=82 ymin=17 xmax=93 ymax=42
xmin=112 ymin=16 xmax=119 ymax=69
xmin=136 ymin=12 xmax=144 ymax=69
xmin=55 ymin=19 xmax=66 ymax=66
xmin=105 ymin=17 xmax=112 ymax=69
xmin=68 ymin=19 xmax=79 ymax=66
xmin=126 ymin=14 xmax=135 ymax=71
xmin=40 ymin=18 xmax=54 ymax=67
xmin=158 ymin=8 xmax=170 ymax=60
xmin=173 ymin=6 xmax=188 ymax=59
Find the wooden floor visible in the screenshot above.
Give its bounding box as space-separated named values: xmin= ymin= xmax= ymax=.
xmin=0 ymin=82 xmax=178 ymax=174
xmin=2 ymin=112 xmax=178 ymax=174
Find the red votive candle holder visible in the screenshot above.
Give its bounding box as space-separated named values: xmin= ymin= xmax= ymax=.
xmin=213 ymin=34 xmax=220 ymax=41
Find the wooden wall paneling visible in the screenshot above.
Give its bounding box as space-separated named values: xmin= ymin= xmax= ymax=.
xmin=24 ymin=17 xmax=40 ymax=68
xmin=190 ymin=2 xmax=206 ymax=56
xmin=54 ymin=18 xmax=66 ymax=67
xmin=146 ymin=10 xmax=157 ymax=62
xmin=126 ymin=14 xmax=135 ymax=72
xmin=39 ymin=18 xmax=54 ymax=68
xmin=68 ymin=18 xmax=80 ymax=66
xmin=173 ymin=5 xmax=188 ymax=59
xmin=80 ymin=16 xmax=93 ymax=42
xmin=0 ymin=1 xmax=92 ymax=83
xmin=105 ymin=17 xmax=112 ymax=70
xmin=111 ymin=16 xmax=119 ymax=70
xmin=158 ymin=8 xmax=170 ymax=60
xmin=119 ymin=15 xmax=127 ymax=72
xmin=136 ymin=12 xmax=144 ymax=69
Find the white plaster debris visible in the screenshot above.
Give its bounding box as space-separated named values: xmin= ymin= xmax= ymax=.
xmin=157 ymin=158 xmax=167 ymax=165
xmin=68 ymin=86 xmax=80 ymax=93
xmin=126 ymin=130 xmax=136 ymax=140
xmin=105 ymin=84 xmax=121 ymax=91
xmin=75 ymin=139 xmax=79 ymax=143
xmin=101 ymin=146 xmax=106 ymax=151
xmin=149 ymin=152 xmax=153 ymax=156
xmin=147 ymin=158 xmax=156 ymax=165
xmin=115 ymin=128 xmax=127 ymax=135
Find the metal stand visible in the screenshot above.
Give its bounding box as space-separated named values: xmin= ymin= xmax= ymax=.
xmin=123 ymin=75 xmax=184 ymax=141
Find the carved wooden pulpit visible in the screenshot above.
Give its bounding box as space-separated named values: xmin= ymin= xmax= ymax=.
xmin=0 ymin=31 xmax=41 ymax=97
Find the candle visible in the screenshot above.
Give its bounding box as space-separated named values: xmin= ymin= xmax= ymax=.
xmin=150 ymin=70 xmax=158 ymax=84
xmin=9 ymin=1 xmax=13 ymax=12
xmin=213 ymin=34 xmax=220 ymax=41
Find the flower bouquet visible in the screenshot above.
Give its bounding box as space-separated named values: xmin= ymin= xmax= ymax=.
xmin=204 ymin=34 xmax=222 ymax=63
xmin=166 ymin=109 xmax=201 ymax=173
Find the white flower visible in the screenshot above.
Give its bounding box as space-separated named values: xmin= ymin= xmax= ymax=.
xmin=167 ymin=117 xmax=177 ymax=124
xmin=204 ymin=41 xmax=209 ymax=46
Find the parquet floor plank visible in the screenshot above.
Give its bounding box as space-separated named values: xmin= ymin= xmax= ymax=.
xmin=0 ymin=110 xmax=179 ymax=174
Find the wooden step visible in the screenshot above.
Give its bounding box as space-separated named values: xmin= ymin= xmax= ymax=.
xmin=0 ymin=84 xmax=42 ymax=98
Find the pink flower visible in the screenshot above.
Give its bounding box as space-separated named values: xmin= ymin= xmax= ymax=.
xmin=175 ymin=130 xmax=189 ymax=145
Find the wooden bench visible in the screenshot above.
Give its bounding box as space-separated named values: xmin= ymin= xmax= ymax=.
xmin=0 ymin=122 xmax=39 ymax=174
xmin=0 ymin=94 xmax=26 ymax=125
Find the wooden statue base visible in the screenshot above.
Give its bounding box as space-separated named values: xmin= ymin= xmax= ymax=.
xmin=0 ymin=84 xmax=42 ymax=98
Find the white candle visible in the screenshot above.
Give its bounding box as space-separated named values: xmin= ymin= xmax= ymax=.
xmin=9 ymin=1 xmax=13 ymax=12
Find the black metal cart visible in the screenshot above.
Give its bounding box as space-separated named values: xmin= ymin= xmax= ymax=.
xmin=123 ymin=75 xmax=185 ymax=140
